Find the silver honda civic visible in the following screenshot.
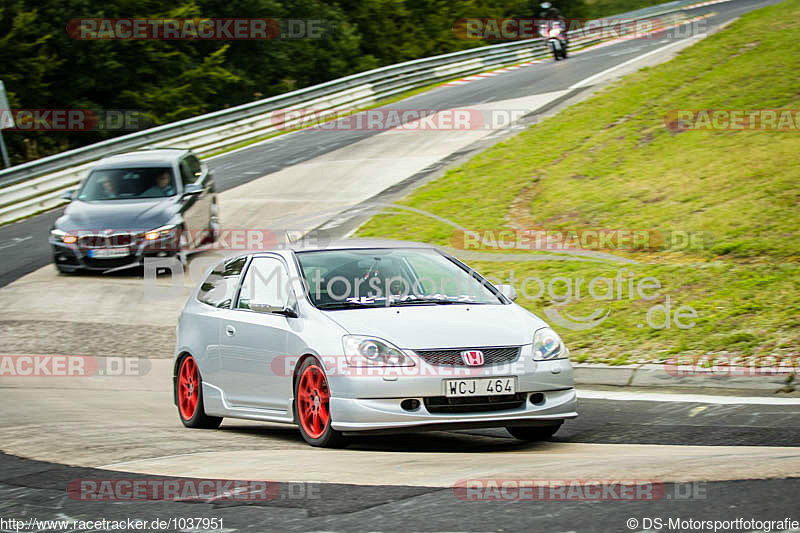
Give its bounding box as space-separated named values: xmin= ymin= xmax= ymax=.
xmin=173 ymin=239 xmax=577 ymax=447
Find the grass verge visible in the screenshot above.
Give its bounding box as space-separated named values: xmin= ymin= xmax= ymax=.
xmin=356 ymin=0 xmax=800 ymax=366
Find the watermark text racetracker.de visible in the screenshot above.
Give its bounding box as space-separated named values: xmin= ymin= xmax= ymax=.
xmin=67 ymin=18 xmax=331 ymax=40
xmin=452 ymin=17 xmax=708 ymax=40
xmin=0 ymin=109 xmax=151 ymax=131
xmin=453 ymin=479 xmax=707 ymax=501
xmin=0 ymin=355 xmax=149 ymax=377
xmin=269 ymin=108 xmax=532 ymax=131
xmin=665 ymin=109 xmax=800 ymax=131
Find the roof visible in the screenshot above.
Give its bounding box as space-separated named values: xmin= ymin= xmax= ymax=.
xmin=94 ymin=148 xmax=189 ymax=169
xmin=287 ymin=238 xmax=438 ymax=253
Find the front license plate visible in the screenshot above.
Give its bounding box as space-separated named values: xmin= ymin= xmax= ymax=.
xmin=444 ymin=377 xmax=516 ymax=397
xmin=88 ymin=247 xmax=130 ymax=259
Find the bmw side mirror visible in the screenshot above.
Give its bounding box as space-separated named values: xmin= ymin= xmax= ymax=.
xmin=496 ymin=284 xmax=518 ymax=302
xmin=60 ymin=189 xmax=75 ymax=201
xmin=183 ymin=184 xmax=203 ymax=197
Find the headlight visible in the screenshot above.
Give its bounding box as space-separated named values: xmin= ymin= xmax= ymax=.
xmin=51 ymin=229 xmax=77 ymax=244
xmin=533 ymin=327 xmax=567 ymax=361
xmin=143 ymin=224 xmax=178 ymax=241
xmin=342 ymin=335 xmax=415 ymax=367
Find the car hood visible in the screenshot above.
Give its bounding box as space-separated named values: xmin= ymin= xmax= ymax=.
xmin=322 ymin=304 xmax=547 ymax=349
xmin=56 ymin=198 xmax=178 ymax=232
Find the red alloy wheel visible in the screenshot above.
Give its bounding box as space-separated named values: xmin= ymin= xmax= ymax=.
xmin=178 ymin=356 xmax=200 ymax=420
xmin=297 ymin=365 xmax=331 ymax=439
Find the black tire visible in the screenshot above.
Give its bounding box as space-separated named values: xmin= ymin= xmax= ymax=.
xmin=176 ymin=354 xmax=223 ymax=429
xmin=293 ymin=357 xmax=348 ymax=448
xmin=55 ymin=263 xmax=73 ymax=274
xmin=506 ymin=422 xmax=563 ymax=441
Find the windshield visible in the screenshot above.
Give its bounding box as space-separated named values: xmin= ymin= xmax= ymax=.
xmin=295 ymin=248 xmax=504 ymax=309
xmin=77 ymin=167 xmax=177 ymax=201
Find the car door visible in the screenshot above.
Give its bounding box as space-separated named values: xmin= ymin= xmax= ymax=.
xmin=217 ymin=255 xmax=296 ymax=412
xmin=193 ymin=256 xmax=248 ymax=389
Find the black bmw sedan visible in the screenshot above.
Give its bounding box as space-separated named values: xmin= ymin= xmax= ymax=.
xmin=50 ymin=148 xmax=219 ymax=273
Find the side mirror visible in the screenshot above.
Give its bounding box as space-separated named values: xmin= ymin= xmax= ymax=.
xmin=183 ymin=184 xmax=203 ymax=197
xmin=249 ymin=303 xmax=299 ymax=318
xmin=496 ymin=284 xmax=518 ymax=302
xmin=60 ymin=189 xmax=75 ymax=201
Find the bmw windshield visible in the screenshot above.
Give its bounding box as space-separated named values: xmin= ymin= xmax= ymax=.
xmin=77 ymin=167 xmax=177 ymax=201
xmin=295 ymin=248 xmax=504 ymax=309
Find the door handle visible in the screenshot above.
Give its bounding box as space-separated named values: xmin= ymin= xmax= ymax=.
xmin=225 ymin=325 xmax=236 ymax=337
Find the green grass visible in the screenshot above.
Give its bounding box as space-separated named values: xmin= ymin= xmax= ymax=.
xmin=356 ymin=0 xmax=800 ymax=365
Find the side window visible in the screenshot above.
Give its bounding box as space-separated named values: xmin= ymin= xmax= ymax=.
xmin=179 ymin=160 xmax=195 ymax=187
xmin=237 ymin=257 xmax=290 ymax=311
xmin=197 ymin=257 xmax=247 ymax=308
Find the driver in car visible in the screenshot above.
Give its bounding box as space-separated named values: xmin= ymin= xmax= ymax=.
xmin=143 ymin=170 xmax=176 ymax=197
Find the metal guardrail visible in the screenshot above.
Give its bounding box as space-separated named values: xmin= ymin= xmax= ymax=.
xmin=0 ymin=0 xmax=709 ymax=225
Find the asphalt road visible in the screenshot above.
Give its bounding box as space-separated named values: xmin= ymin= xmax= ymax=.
xmin=0 ymin=0 xmax=775 ymax=288
xmin=0 ymin=389 xmax=798 ymax=532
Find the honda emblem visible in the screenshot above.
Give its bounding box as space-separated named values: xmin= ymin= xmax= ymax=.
xmin=460 ymin=350 xmax=484 ymax=366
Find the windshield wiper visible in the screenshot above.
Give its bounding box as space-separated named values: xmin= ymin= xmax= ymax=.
xmin=316 ymin=301 xmax=379 ymax=310
xmin=389 ymin=297 xmax=481 ymax=306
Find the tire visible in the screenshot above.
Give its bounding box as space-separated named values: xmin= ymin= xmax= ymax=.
xmin=506 ymin=422 xmax=563 ymax=441
xmin=294 ymin=357 xmax=348 ymax=448
xmin=55 ymin=263 xmax=73 ymax=274
xmin=176 ymin=354 xmax=223 ymax=429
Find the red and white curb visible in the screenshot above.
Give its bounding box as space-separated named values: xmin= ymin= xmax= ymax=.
xmin=441 ymin=60 xmax=546 ymax=86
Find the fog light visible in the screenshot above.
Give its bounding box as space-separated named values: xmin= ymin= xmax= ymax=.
xmin=400 ymin=399 xmax=420 ymax=411
xmin=529 ymin=393 xmax=545 ymax=405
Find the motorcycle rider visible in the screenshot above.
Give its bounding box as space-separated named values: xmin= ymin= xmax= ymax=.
xmin=539 ymin=2 xmax=568 ymax=47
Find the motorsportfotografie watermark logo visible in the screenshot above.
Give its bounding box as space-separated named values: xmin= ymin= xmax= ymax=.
xmin=0 ymin=110 xmax=150 ymax=131
xmin=0 ymin=356 xmax=149 ymax=377
xmin=453 ymin=479 xmax=707 ymax=501
xmin=269 ymin=108 xmax=530 ymax=131
xmin=452 ymin=17 xmax=706 ymax=41
xmin=665 ymin=109 xmax=800 ymax=131
xmin=450 ymin=229 xmax=708 ymax=252
xmin=66 ymin=18 xmax=330 ymax=40
xmin=486 ymin=269 xmax=698 ymax=331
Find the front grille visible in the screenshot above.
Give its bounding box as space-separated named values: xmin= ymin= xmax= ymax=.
xmin=415 ymin=346 xmax=520 ymax=367
xmin=424 ymin=393 xmax=527 ymax=414
xmin=83 ymin=256 xmax=138 ymax=269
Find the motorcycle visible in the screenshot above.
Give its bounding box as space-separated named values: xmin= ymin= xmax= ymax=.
xmin=539 ymin=20 xmax=568 ymax=60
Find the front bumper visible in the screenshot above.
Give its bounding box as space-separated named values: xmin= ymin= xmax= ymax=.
xmin=327 ymin=353 xmax=577 ymax=432
xmin=50 ymin=235 xmax=178 ymax=272
xmin=330 ymin=388 xmax=577 ymax=432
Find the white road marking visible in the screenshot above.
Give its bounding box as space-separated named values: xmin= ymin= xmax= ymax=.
xmin=578 ymin=389 xmax=800 ymax=405
xmin=0 ymin=236 xmax=32 ymax=250
xmin=570 ymin=36 xmax=706 ymax=89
